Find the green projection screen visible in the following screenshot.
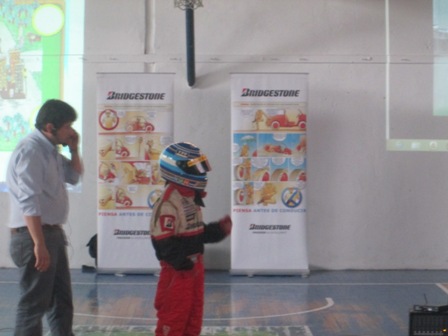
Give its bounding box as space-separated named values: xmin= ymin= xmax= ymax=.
xmin=0 ymin=0 xmax=84 ymax=190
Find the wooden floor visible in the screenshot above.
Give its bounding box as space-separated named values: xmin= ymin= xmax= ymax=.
xmin=1 ymin=268 xmax=448 ymax=336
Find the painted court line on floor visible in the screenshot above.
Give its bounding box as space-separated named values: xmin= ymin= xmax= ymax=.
xmin=74 ymin=297 xmax=334 ymax=322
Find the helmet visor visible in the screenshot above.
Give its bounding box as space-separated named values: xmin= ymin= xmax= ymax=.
xmin=181 ymin=154 xmax=211 ymax=175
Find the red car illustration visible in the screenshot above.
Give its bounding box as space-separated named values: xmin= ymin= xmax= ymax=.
xmin=115 ymin=139 xmax=130 ymax=157
xmin=265 ymin=110 xmax=307 ymax=130
xmin=297 ymin=112 xmax=307 ymax=130
xmin=135 ymin=173 xmax=151 ymax=184
xmin=125 ymin=117 xmax=155 ymax=132
xmin=264 ymin=144 xmax=292 ymax=155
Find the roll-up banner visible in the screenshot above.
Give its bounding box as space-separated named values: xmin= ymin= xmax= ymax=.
xmin=96 ymin=73 xmax=174 ymax=273
xmin=230 ymin=73 xmax=309 ymax=276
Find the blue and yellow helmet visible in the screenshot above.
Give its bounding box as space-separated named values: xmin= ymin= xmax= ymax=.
xmin=159 ymin=142 xmax=211 ymax=191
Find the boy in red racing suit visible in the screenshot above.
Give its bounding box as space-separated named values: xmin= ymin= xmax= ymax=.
xmin=150 ymin=142 xmax=232 ymax=336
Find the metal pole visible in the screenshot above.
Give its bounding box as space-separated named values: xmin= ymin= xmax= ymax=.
xmin=185 ymin=7 xmax=196 ymax=87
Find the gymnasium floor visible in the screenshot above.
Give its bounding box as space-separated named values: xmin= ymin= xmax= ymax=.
xmin=1 ymin=268 xmax=448 ymax=336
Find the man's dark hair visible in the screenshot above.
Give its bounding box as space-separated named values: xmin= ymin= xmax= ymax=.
xmin=34 ymin=99 xmax=77 ymax=131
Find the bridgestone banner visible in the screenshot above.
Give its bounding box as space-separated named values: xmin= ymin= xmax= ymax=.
xmin=96 ymin=73 xmax=174 ymax=273
xmin=230 ymin=73 xmax=309 ymax=275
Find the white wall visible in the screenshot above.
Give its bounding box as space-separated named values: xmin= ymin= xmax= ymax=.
xmin=1 ymin=0 xmax=448 ymax=271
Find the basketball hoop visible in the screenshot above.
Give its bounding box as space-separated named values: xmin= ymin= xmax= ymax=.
xmin=174 ymin=0 xmax=203 ymax=10
xmin=175 ymin=0 xmax=202 ymax=86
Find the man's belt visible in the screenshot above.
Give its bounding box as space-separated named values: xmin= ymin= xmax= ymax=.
xmin=10 ymin=224 xmax=62 ymax=234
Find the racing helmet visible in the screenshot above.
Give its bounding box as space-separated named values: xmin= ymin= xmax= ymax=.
xmin=159 ymin=142 xmax=211 ymax=191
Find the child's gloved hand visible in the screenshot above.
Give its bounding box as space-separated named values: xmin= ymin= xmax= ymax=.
xmin=219 ymin=215 xmax=232 ymax=236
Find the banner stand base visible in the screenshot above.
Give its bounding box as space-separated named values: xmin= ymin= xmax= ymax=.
xmin=96 ymin=268 xmax=160 ymax=276
xmin=230 ymin=269 xmax=310 ymax=278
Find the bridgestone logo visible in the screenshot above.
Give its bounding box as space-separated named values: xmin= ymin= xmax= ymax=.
xmin=249 ymin=224 xmax=291 ymax=231
xmin=241 ymin=88 xmax=300 ymax=97
xmin=107 ymin=91 xmax=166 ymax=100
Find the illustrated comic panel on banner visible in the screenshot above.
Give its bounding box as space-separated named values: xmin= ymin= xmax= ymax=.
xmin=230 ymin=73 xmax=309 ymax=275
xmin=96 ymin=73 xmax=174 ymax=272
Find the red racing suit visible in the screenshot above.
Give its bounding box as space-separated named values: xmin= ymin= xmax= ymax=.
xmin=150 ymin=183 xmax=230 ymax=336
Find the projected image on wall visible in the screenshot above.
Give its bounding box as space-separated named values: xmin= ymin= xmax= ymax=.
xmin=387 ymin=0 xmax=448 ymax=151
xmin=0 ymin=0 xmax=84 ymax=190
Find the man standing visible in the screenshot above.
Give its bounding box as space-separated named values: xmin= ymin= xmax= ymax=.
xmin=6 ymin=99 xmax=83 ymax=336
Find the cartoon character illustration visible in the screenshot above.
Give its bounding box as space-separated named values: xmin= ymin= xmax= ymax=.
xmin=121 ymin=162 xmax=151 ymax=185
xmin=297 ymin=135 xmax=307 ymax=152
xmin=98 ymin=162 xmax=117 ymax=182
xmin=240 ymin=143 xmax=250 ymax=157
xmin=99 ymin=140 xmax=114 ymax=158
xmin=234 ymin=182 xmax=254 ymax=205
xmin=115 ymin=187 xmax=133 ymax=207
xmin=245 ymin=182 xmax=254 ymax=204
xmin=99 ymin=109 xmax=118 ymax=130
xmin=142 ymin=138 xmax=161 ymax=161
xmin=98 ymin=188 xmax=115 ymax=209
xmin=252 ymin=110 xmax=265 ymax=130
xmin=99 ymin=194 xmax=113 ymax=207
xmin=115 ymin=139 xmax=130 ymax=158
xmin=125 ymin=116 xmax=155 ymax=132
xmin=257 ymin=182 xmax=277 ymax=205
xmin=236 ymin=135 xmax=256 ymax=157
xmin=151 ymin=162 xmax=162 ymax=184
xmin=144 ymin=139 xmax=154 ymax=160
